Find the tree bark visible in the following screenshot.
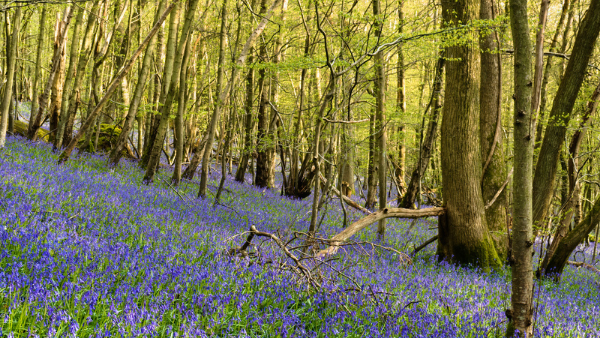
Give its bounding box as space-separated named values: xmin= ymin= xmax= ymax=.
xmin=53 ymin=6 xmax=85 ymax=150
xmin=254 ymin=0 xmax=271 ymax=188
xmin=27 ymin=5 xmax=47 ymax=137
xmin=480 ymin=0 xmax=508 ymax=259
xmin=507 ymin=0 xmax=534 ymax=333
xmin=438 ymin=0 xmax=500 ymax=269
xmin=0 ymin=7 xmax=21 ymax=148
xmin=318 ymin=207 xmax=445 ymax=256
xmin=373 ymin=0 xmax=387 ymax=240
xmin=545 ymin=194 xmax=600 ymax=280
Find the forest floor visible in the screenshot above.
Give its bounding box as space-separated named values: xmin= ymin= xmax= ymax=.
xmin=0 ymin=135 xmax=599 ymax=337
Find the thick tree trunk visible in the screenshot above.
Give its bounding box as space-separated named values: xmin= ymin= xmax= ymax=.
xmin=438 ymin=0 xmax=500 ymax=269
xmin=532 ymin=0 xmax=600 ymax=227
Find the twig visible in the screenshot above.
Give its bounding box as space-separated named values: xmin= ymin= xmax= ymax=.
xmin=411 ymin=235 xmax=439 ymax=256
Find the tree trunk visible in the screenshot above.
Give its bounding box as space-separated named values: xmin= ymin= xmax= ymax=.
xmin=171 ymin=33 xmax=193 ymax=186
xmin=0 ymin=7 xmax=21 ymax=149
xmin=535 ymin=0 xmax=574 ymax=148
xmin=54 ymin=6 xmax=85 ymax=150
xmin=541 ymin=81 xmax=600 ymax=273
xmin=532 ymin=0 xmax=600 ymax=227
xmin=507 ymin=0 xmax=534 ymax=333
xmin=58 ymin=3 xmax=175 ymax=164
xmin=480 ymin=0 xmax=508 ymax=259
xmin=234 ymin=8 xmax=256 ymax=183
xmin=545 ymin=194 xmax=600 ymax=280
xmin=143 ymin=0 xmax=203 ymax=184
xmin=400 ymin=55 xmax=444 ymax=209
xmin=373 ymin=0 xmax=387 ymax=240
xmin=254 ymin=0 xmax=271 ymax=188
xmin=109 ymin=0 xmax=166 ymax=168
xmin=27 ymin=5 xmax=47 ymax=136
xmin=198 ymin=0 xmax=283 ymax=197
xmin=366 ymin=111 xmax=378 ymax=209
xmin=438 ymin=0 xmax=500 ymax=269
xmin=28 ymin=7 xmax=72 ymax=142
xmin=395 ymin=0 xmax=407 ymax=197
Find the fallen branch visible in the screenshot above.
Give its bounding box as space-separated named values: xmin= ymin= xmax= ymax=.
xmin=250 ymin=225 xmax=321 ymax=290
xmin=567 ymin=261 xmax=600 ymax=276
xmin=323 ymin=118 xmax=369 ymax=124
xmin=318 ymin=207 xmax=445 ymax=256
xmin=320 ymin=173 xmax=371 ymax=215
xmin=411 ymin=235 xmax=438 ymax=256
xmin=485 ymin=167 xmax=513 ymax=210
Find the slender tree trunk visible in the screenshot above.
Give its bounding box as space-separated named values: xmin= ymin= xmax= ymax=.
xmin=366 ymin=111 xmax=378 ymax=209
xmin=58 ymin=3 xmax=175 ymax=164
xmin=373 ymin=0 xmax=387 ymax=239
xmin=171 ymin=33 xmax=193 ymax=186
xmin=0 ymin=7 xmax=21 ymax=148
xmin=234 ymin=4 xmax=257 ymax=183
xmin=27 ymin=6 xmax=47 ymax=135
xmin=28 ymin=7 xmax=72 ymax=141
xmin=541 ymin=81 xmax=600 ymax=273
xmin=198 ymin=0 xmax=228 ymax=197
xmin=54 ymin=6 xmax=85 ymax=150
xmin=400 ymin=55 xmax=444 ymax=209
xmin=395 ymin=1 xmax=407 ymax=196
xmin=254 ymin=0 xmax=271 ymax=188
xmin=141 ymin=2 xmax=179 ymax=169
xmin=535 ymin=0 xmax=574 ymax=148
xmin=198 ymin=0 xmax=283 ymax=197
xmin=109 ymin=0 xmax=166 ymax=168
xmin=507 ymin=0 xmax=534 ymax=334
xmin=532 ymin=0 xmax=600 ymax=227
xmin=480 ymin=0 xmax=508 ymax=259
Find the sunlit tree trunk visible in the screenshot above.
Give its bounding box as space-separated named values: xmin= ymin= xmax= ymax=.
xmin=532 ymin=0 xmax=600 ymax=226
xmin=0 ymin=7 xmax=21 ymax=149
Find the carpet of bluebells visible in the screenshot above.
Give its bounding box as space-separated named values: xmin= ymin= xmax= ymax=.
xmin=0 ymin=135 xmax=599 ymax=337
